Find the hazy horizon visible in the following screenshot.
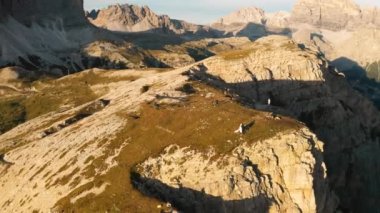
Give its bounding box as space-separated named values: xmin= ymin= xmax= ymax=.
xmin=84 ymin=0 xmax=380 ymax=24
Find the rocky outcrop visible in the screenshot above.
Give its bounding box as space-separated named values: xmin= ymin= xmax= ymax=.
xmin=134 ymin=129 xmax=337 ymax=212
xmin=187 ymin=35 xmax=380 ymax=211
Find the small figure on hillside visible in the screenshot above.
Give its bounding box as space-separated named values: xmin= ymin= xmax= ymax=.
xmin=267 ymin=98 xmax=271 ymax=106
xmin=234 ymin=123 xmax=244 ymax=134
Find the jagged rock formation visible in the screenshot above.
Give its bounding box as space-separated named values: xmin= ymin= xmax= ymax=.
xmin=88 ymin=4 xmax=210 ymax=35
xmin=187 ymin=35 xmax=380 ymax=212
xmin=135 ymin=129 xmax=337 ymax=212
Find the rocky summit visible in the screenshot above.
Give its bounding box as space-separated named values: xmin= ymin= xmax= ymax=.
xmin=0 ymin=0 xmax=379 ymax=213
xmin=88 ymin=4 xmax=210 ymax=35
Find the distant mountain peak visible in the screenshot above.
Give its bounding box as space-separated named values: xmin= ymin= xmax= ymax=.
xmin=214 ymin=7 xmax=266 ymax=25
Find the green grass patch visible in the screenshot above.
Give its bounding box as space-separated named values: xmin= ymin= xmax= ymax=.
xmin=220 ymin=49 xmax=254 ymax=60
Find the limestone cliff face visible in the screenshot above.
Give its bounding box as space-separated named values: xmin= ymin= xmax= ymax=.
xmin=291 ymin=0 xmax=380 ymax=30
xmin=188 ymin=35 xmax=380 ymax=211
xmin=0 ymin=0 xmax=87 ymax=28
xmin=135 ymin=129 xmax=337 ymax=213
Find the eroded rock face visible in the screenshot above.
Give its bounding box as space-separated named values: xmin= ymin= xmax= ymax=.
xmin=188 ymin=35 xmax=380 ymax=211
xmin=134 ymin=129 xmax=337 ymax=213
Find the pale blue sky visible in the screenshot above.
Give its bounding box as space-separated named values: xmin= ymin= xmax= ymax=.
xmin=84 ymin=0 xmax=380 ymax=24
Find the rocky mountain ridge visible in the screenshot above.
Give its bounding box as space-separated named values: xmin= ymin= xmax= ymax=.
xmin=87 ymin=4 xmax=211 ymax=35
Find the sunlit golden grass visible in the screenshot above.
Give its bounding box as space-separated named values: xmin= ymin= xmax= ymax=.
xmin=0 ymin=70 xmax=139 ymax=135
